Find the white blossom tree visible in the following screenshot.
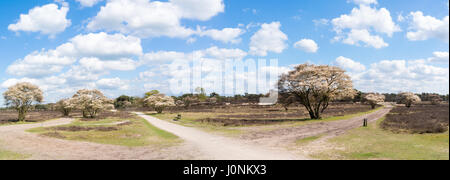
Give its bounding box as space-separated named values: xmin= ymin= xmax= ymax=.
xmin=144 ymin=94 xmax=176 ymax=113
xmin=364 ymin=93 xmax=385 ymax=109
xmin=3 ymin=82 xmax=44 ymax=121
xmin=72 ymin=89 xmax=113 ymax=118
xmin=55 ymin=98 xmax=76 ymax=116
xmin=398 ymin=92 xmax=421 ymax=108
xmin=278 ymin=64 xmax=356 ymax=119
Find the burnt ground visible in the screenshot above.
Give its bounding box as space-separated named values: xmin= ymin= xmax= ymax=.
xmin=0 ymin=111 xmax=63 ymax=124
xmin=381 ymin=104 xmax=449 ymax=134
xmin=179 ymin=103 xmax=378 ymax=126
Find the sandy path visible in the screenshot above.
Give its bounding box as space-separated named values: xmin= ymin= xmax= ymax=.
xmin=135 ymin=112 xmax=304 ymax=160
xmin=0 ymin=118 xmax=199 ymax=160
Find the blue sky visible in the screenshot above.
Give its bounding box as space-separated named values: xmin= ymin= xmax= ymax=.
xmin=0 ymin=0 xmax=449 ymax=104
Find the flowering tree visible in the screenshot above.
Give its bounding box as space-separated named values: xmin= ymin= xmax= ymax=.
xmin=72 ymin=89 xmax=113 ymax=118
xmin=278 ymin=64 xmax=356 ymax=119
xmin=144 ymin=94 xmax=176 ymax=113
xmin=55 ymin=98 xmax=76 ymax=116
xmin=364 ymin=93 xmax=385 ymax=109
xmin=3 ymin=82 xmax=43 ymax=121
xmin=398 ymin=92 xmax=421 ymax=108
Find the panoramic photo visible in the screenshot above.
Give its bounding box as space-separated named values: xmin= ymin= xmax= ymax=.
xmin=0 ymin=0 xmax=448 ymax=165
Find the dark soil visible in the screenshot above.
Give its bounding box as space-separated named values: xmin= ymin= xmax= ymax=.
xmin=195 ymin=103 xmax=376 ymax=126
xmin=79 ymin=111 xmax=136 ymax=121
xmin=381 ymin=104 xmax=449 ymax=134
xmin=200 ymin=118 xmax=306 ymax=126
xmin=41 ymin=132 xmax=66 ymax=139
xmin=0 ymin=111 xmax=63 ymax=124
xmin=49 ymin=126 xmax=120 ymax=132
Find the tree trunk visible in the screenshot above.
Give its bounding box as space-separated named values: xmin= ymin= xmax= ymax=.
xmin=18 ymin=108 xmax=26 ymax=122
xmin=82 ymin=110 xmax=89 ymax=118
xmin=371 ymin=104 xmax=376 ymax=109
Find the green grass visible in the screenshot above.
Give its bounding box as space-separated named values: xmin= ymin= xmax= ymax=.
xmin=295 ymin=135 xmax=322 ymax=145
xmin=28 ymin=116 xmax=181 ymax=147
xmin=0 ymin=149 xmax=30 ymax=160
xmin=312 ymin=117 xmax=449 ymax=160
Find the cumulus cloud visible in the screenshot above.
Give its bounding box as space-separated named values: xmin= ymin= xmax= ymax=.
xmin=96 ymin=78 xmax=129 ymax=90
xmin=341 ymin=55 xmax=449 ymax=94
xmin=6 ymin=32 xmax=142 ymax=78
xmin=87 ymin=0 xmax=225 ymax=39
xmin=197 ymin=27 xmax=244 ymax=44
xmin=8 ymin=3 xmax=71 ymax=36
xmin=62 ymin=32 xmax=143 ymax=58
xmin=428 ymin=51 xmax=449 ymax=63
xmin=406 ymin=11 xmax=449 ymax=42
xmin=79 ymin=57 xmax=139 ymax=72
xmin=75 ymin=0 xmax=104 ymax=7
xmin=6 ymin=50 xmax=76 ymax=77
xmin=170 ymin=0 xmax=224 ymax=21
xmin=334 ymin=56 xmax=366 ymax=72
xmin=341 ymin=29 xmax=388 ymax=48
xmin=331 ymin=4 xmax=400 ymax=48
xmin=294 ymin=39 xmax=319 ymax=53
xmin=249 ymin=22 xmax=288 ymax=56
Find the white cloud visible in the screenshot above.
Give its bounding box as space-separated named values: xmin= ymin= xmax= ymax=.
xmin=62 ymin=32 xmax=143 ymax=58
xmin=170 ymin=0 xmax=224 ymax=21
xmin=6 ymin=32 xmax=142 ymax=78
xmin=335 ymin=56 xmax=366 ymax=72
xmin=6 ymin=50 xmax=76 ymax=77
xmin=79 ymin=57 xmax=139 ymax=72
xmin=345 ymin=57 xmax=449 ymax=94
xmin=8 ymin=3 xmax=71 ymax=36
xmin=87 ymin=0 xmax=225 ymax=39
xmin=406 ymin=11 xmax=449 ymax=42
xmin=313 ymin=19 xmax=329 ymax=26
xmin=428 ymin=51 xmax=449 ymax=63
xmin=249 ymin=22 xmax=288 ymax=56
xmin=197 ymin=27 xmax=244 ymax=44
xmin=294 ymin=39 xmax=319 ymax=53
xmin=96 ymin=78 xmax=129 ymax=90
xmin=201 ymin=46 xmax=248 ymax=60
xmin=141 ymin=51 xmax=188 ymax=64
xmin=331 ymin=4 xmax=400 ymax=48
xmin=341 ymin=29 xmax=388 ymax=48
xmin=75 ymin=0 xmax=104 ymax=7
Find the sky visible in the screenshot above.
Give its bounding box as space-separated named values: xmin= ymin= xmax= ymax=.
xmin=0 ymin=0 xmax=449 ymax=105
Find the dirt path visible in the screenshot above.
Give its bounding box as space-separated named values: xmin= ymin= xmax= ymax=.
xmin=0 ymin=118 xmax=200 ymax=160
xmin=135 ymin=112 xmax=304 ymax=160
xmin=240 ymin=106 xmax=393 ymax=156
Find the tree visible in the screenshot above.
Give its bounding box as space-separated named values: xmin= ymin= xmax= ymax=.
xmin=145 ymin=90 xmax=160 ymax=98
xmin=278 ymin=64 xmax=355 ymax=119
xmin=428 ymin=94 xmax=443 ymax=105
xmin=364 ymin=93 xmax=385 ymax=109
xmin=144 ymin=94 xmax=176 ymax=113
xmin=72 ymin=89 xmax=113 ymax=118
xmin=3 ymin=82 xmax=44 ymax=121
xmin=56 ymin=98 xmax=76 ymax=116
xmin=398 ymin=92 xmax=421 ymax=108
xmin=278 ymin=92 xmax=297 ymax=112
xmin=114 ymin=95 xmax=134 ymax=109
